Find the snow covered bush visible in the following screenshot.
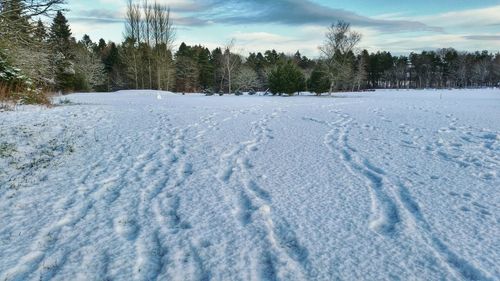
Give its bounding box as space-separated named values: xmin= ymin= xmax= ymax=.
xmin=0 ymin=51 xmax=51 ymax=106
xmin=0 ymin=51 xmax=29 ymax=87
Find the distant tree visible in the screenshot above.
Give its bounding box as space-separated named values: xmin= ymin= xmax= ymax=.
xmin=308 ymin=63 xmax=330 ymax=95
xmin=151 ymin=2 xmax=174 ymax=90
xmin=142 ymin=0 xmax=153 ymax=88
xmin=101 ymin=42 xmax=122 ymax=91
xmin=72 ymin=35 xmax=105 ymax=91
xmin=319 ymin=21 xmax=361 ymax=93
xmin=123 ymin=0 xmax=141 ymax=89
xmin=175 ymin=43 xmax=198 ymax=92
xmin=211 ymin=47 xmax=224 ymax=92
xmin=268 ymin=61 xmax=305 ymax=95
xmin=221 ymin=39 xmax=241 ymax=94
xmin=48 ymin=11 xmax=74 ymax=92
xmin=246 ymin=51 xmax=269 ymax=89
xmin=353 ymin=50 xmax=368 ymax=91
xmin=492 ymin=53 xmax=500 ymax=85
xmin=264 ymin=49 xmax=279 ymax=65
xmin=49 ymin=11 xmax=71 ymax=55
xmin=234 ymin=66 xmax=260 ymax=92
xmin=197 ymin=47 xmax=213 ymax=90
xmin=34 ymin=19 xmax=47 ymax=42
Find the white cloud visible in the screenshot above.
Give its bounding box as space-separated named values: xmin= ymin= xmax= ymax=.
xmin=231 ymin=32 xmax=293 ymax=44
xmin=416 ymin=5 xmax=500 ymax=29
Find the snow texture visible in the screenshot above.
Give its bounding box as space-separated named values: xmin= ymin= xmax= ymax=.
xmin=0 ymin=89 xmax=499 ymax=281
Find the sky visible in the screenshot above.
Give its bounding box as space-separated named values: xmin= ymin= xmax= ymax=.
xmin=66 ymin=0 xmax=500 ymax=57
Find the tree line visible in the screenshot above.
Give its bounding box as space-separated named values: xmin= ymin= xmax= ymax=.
xmin=1 ymin=0 xmax=500 ymax=102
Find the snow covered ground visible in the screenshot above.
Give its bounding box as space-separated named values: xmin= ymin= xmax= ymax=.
xmin=0 ymin=89 xmax=498 ymax=281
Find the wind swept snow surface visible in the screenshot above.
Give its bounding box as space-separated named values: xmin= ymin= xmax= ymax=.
xmin=0 ymin=89 xmax=498 ymax=280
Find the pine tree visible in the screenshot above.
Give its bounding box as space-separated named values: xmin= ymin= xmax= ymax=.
xmin=268 ymin=61 xmax=305 ymax=95
xmin=197 ymin=47 xmax=213 ymax=91
xmin=49 ymin=11 xmax=72 ymax=56
xmin=308 ymin=64 xmax=330 ymax=95
xmin=34 ymin=19 xmax=47 ymax=42
xmin=102 ymin=42 xmax=122 ymax=91
xmin=211 ymin=47 xmax=223 ymax=92
xmin=175 ymin=43 xmax=198 ymax=92
xmin=49 ymin=11 xmax=75 ymax=93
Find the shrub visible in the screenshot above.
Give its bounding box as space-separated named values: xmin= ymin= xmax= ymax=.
xmin=0 ymin=52 xmax=28 ymax=88
xmin=1 ymin=52 xmax=52 ymax=106
xmin=0 ymin=83 xmax=52 ymax=107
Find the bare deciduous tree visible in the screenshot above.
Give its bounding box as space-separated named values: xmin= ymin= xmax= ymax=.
xmin=353 ymin=54 xmax=367 ymax=91
xmin=319 ymin=21 xmax=361 ymax=94
xmin=154 ymin=3 xmax=174 ymax=90
xmin=234 ymin=66 xmax=260 ymax=92
xmin=142 ymin=0 xmax=153 ymax=89
xmin=221 ymin=39 xmax=241 ymax=94
xmin=124 ymin=0 xmax=141 ymax=89
xmin=123 ymin=0 xmax=174 ymax=90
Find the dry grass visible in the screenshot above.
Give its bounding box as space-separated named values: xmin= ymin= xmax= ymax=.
xmin=0 ymin=83 xmax=52 ymax=109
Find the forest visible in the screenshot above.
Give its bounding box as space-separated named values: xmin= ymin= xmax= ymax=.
xmin=1 ymin=0 xmax=500 ymax=104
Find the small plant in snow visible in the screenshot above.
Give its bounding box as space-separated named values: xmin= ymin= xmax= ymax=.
xmin=0 ymin=142 xmax=17 ymax=158
xmin=58 ymin=98 xmax=72 ymax=105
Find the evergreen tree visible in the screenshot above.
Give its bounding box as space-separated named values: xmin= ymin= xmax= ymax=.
xmin=268 ymin=61 xmax=305 ymax=95
xmin=97 ymin=39 xmax=107 ymax=54
xmin=265 ymin=50 xmax=280 ymax=65
xmin=211 ymin=47 xmax=224 ymax=92
xmin=102 ymin=42 xmax=122 ymax=91
xmin=197 ymin=47 xmax=213 ymax=90
xmin=49 ymin=11 xmax=72 ymax=56
xmin=34 ymin=19 xmax=47 ymax=42
xmin=49 ymin=11 xmax=75 ymax=93
xmin=308 ymin=64 xmax=330 ymax=95
xmin=175 ymin=43 xmax=198 ymax=92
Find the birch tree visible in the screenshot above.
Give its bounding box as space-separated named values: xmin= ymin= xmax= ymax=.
xmin=221 ymin=39 xmax=240 ymax=94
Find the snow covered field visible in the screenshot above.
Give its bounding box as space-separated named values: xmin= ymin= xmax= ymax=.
xmin=0 ymin=89 xmax=498 ymax=281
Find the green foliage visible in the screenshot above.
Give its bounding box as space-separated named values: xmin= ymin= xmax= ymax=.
xmin=175 ymin=43 xmax=215 ymax=92
xmin=197 ymin=47 xmax=214 ymax=90
xmin=72 ymin=71 xmax=89 ymax=92
xmin=101 ymin=42 xmax=123 ymax=91
xmin=49 ymin=11 xmax=76 ymax=93
xmin=49 ymin=11 xmax=72 ymax=55
xmin=308 ymin=64 xmax=330 ymax=95
xmin=268 ymin=61 xmax=306 ymax=95
xmin=0 ymin=52 xmax=29 ymax=86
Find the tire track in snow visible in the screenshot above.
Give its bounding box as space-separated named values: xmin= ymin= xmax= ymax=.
xmin=218 ymin=108 xmax=315 ymax=280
